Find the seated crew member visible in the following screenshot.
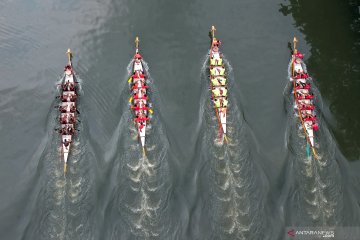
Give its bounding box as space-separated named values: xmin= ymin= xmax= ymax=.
xmin=219 ymin=87 xmax=227 ymax=97
xmin=214 ymin=98 xmax=221 ymax=108
xmin=132 ymin=83 xmax=149 ymax=89
xmin=64 ymin=65 xmax=72 ymax=71
xmin=297 ymin=92 xmax=313 ymax=99
xmin=210 ymin=66 xmax=223 ymax=76
xmin=303 ymin=114 xmax=316 ymax=122
xmin=63 ymin=138 xmax=71 ymax=147
xmin=134 ymin=53 xmax=142 ymax=60
xmin=59 ymin=105 xmax=67 ymax=113
xmin=70 ymin=94 xmax=77 ymax=102
xmin=218 ymin=77 xmax=227 ymax=85
xmin=294 ymin=72 xmax=309 ymax=79
xmin=69 ymin=114 xmax=75 ymax=124
xmin=294 ymin=52 xmax=304 ymax=59
xmin=60 ymin=115 xmax=68 ymax=124
xmin=134 ymin=93 xmax=147 ymax=100
xmin=70 ymin=104 xmax=76 ymax=113
xmin=300 ymin=104 xmax=315 ymax=110
xmin=219 ymin=97 xmax=228 ymax=108
xmin=295 ymin=82 xmax=310 ymax=89
xmin=212 ymin=87 xmax=221 ymax=97
xmin=61 ymin=94 xmax=68 ymax=102
xmin=59 ymin=126 xmax=66 ymax=135
xmin=132 ymin=71 xmax=145 ymax=79
xmin=67 ymin=126 xmax=75 ymax=135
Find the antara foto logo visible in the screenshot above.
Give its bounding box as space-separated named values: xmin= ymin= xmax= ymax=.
xmin=287 ymin=229 xmax=296 ymax=237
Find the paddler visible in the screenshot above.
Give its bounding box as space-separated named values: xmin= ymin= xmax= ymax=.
xmin=70 ymin=104 xmax=76 ymax=113
xmin=212 ymin=87 xmax=221 ymax=97
xmin=133 ymin=71 xmax=145 ymax=79
xmin=134 ymin=53 xmax=142 ymax=60
xmin=220 ymin=97 xmax=228 ymax=108
xmin=67 ymin=126 xmax=75 ymax=135
xmin=294 ymin=73 xmax=309 ymax=79
xmin=63 ymin=139 xmax=71 ymax=147
xmin=70 ymin=94 xmax=77 ymax=102
xmin=297 ymin=92 xmax=313 ymax=100
xmin=59 ymin=105 xmax=67 ymax=113
xmin=296 ymin=82 xmax=310 ymax=89
xmin=294 ymin=52 xmax=304 ymax=59
xmin=211 ymin=76 xmax=227 ymax=86
xmin=210 ymin=56 xmax=223 ymax=66
xmin=64 ymin=65 xmax=72 ymax=71
xmin=133 ymin=93 xmax=147 ymax=100
xmin=60 ymin=114 xmax=68 ymax=124
xmin=69 ymin=114 xmax=75 ymax=124
xmin=219 ymin=87 xmax=227 ymax=97
xmin=213 ymin=98 xmax=221 ymax=108
xmin=210 ymin=66 xmax=225 ymax=76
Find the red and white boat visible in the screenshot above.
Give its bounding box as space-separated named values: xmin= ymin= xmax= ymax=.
xmin=209 ymin=26 xmax=228 ymax=143
xmin=58 ymin=49 xmax=78 ymax=173
xmin=129 ymin=37 xmax=151 ymax=155
xmin=290 ymin=37 xmax=319 ymax=158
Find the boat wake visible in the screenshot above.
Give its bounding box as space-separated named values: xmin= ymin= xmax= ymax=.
xmin=284 ymin=61 xmax=344 ymax=226
xmin=199 ymin=55 xmax=267 ymax=240
xmin=104 ymin=59 xmax=170 ymax=239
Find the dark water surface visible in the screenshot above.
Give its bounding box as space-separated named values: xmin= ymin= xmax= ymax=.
xmin=0 ymin=0 xmax=359 ymax=239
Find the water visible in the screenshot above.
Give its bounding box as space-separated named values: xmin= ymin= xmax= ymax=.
xmin=0 ymin=0 xmax=359 ymax=239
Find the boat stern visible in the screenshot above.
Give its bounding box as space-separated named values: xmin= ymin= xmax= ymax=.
xmin=138 ymin=123 xmax=146 ymax=147
xmin=219 ymin=108 xmax=227 ymax=134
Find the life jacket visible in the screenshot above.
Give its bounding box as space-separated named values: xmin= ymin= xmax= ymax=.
xmin=132 ymin=73 xmax=145 ymax=79
xmin=300 ymin=105 xmax=315 ymax=110
xmin=304 ymin=116 xmax=316 ymax=122
xmin=212 ymin=88 xmax=221 ymax=97
xmin=222 ymin=99 xmax=228 ymax=107
xmin=133 ymin=94 xmax=147 ymax=100
xmin=294 ymin=52 xmax=304 ymax=59
xmin=295 ymin=84 xmax=311 ymax=90
xmin=133 ymin=106 xmax=148 ymax=110
xmin=218 ymin=67 xmax=225 ymax=76
xmin=134 ymin=53 xmax=142 ymax=59
xmin=297 ymin=94 xmax=313 ymax=100
xmin=219 ymin=87 xmax=227 ymax=96
xmin=210 ymin=58 xmax=223 ymax=66
xmin=313 ymin=123 xmax=319 ymax=131
xmin=134 ymin=117 xmax=149 ymax=121
xmin=294 ymin=73 xmax=309 ymax=79
xmin=214 ymin=99 xmax=221 ymax=108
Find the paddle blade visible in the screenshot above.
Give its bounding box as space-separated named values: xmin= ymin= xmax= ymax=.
xmin=306 ymin=143 xmax=311 ymax=157
xmin=129 ymin=96 xmax=133 ymax=103
xmin=128 ymin=77 xmax=132 ymax=83
xmin=142 ymin=147 xmax=146 ymax=157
